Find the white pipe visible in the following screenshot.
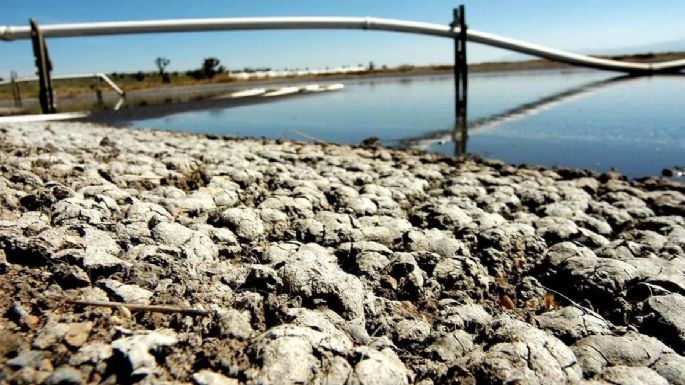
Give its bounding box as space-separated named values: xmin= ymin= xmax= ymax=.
xmin=0 ymin=111 xmax=90 ymax=123
xmin=96 ymin=73 xmax=125 ymax=96
xmin=1 ymin=17 xmax=684 ymax=73
xmin=0 ymin=72 xmax=125 ymax=96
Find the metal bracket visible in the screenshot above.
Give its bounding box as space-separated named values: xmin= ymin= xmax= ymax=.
xmin=30 ymin=18 xmax=56 ymax=113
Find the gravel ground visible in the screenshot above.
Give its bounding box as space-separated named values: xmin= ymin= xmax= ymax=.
xmin=0 ymin=121 xmax=684 ymax=385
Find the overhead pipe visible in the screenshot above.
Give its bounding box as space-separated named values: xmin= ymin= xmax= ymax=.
xmin=1 ymin=17 xmax=685 ymax=73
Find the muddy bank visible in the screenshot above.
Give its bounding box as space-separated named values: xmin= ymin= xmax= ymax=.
xmin=0 ymin=121 xmax=684 ymax=384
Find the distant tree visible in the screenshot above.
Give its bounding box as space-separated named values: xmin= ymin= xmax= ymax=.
xmin=202 ymin=57 xmax=221 ymax=78
xmin=368 ymin=61 xmax=375 ymax=71
xmin=155 ymin=57 xmax=171 ymax=83
xmin=134 ymin=71 xmax=146 ymax=81
xmin=187 ymin=70 xmax=203 ymax=80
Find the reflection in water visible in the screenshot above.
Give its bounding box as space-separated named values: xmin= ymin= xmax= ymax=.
xmin=428 ymin=74 xmax=636 ymax=156
xmin=452 ymin=119 xmax=468 ymax=157
xmin=453 ymin=76 xmax=468 ymax=158
xmin=113 ymin=70 xmax=683 ymax=178
xmin=209 ymin=108 xmax=225 ymax=118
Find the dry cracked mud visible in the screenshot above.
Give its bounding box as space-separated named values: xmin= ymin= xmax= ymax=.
xmin=0 ymin=121 xmax=684 ymax=384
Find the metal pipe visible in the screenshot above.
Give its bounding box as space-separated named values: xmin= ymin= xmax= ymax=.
xmin=0 ymin=111 xmax=90 ymax=123
xmin=1 ymin=17 xmax=684 ymax=73
xmin=94 ymin=73 xmax=125 ymax=96
xmin=1 ymin=72 xmax=125 ymax=96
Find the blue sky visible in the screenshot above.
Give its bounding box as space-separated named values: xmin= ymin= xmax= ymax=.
xmin=2 ymin=0 xmax=685 ymax=77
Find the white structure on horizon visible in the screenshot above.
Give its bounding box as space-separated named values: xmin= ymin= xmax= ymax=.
xmin=227 ymin=65 xmax=366 ymax=80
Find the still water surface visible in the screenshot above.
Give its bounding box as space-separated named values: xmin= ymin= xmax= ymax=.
xmin=126 ymin=69 xmax=684 ymax=178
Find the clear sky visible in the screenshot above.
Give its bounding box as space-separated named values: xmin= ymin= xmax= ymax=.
xmin=2 ymin=0 xmax=685 ymax=77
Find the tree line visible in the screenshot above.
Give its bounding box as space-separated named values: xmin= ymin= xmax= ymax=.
xmin=155 ymin=57 xmax=224 ymax=82
xmin=111 ymin=57 xmax=382 ymax=83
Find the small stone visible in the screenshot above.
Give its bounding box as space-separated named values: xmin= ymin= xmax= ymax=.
xmin=33 ymin=322 xmax=70 ymax=349
xmin=217 ymin=309 xmax=253 ymax=339
xmin=534 ymin=306 xmax=612 ymax=343
xmin=69 ymin=342 xmax=113 ymax=366
xmin=0 ymin=249 xmax=7 ymax=272
xmin=348 ymin=347 xmax=409 ymax=385
xmin=102 ymin=279 xmax=153 ymax=304
xmin=248 ymin=329 xmax=318 ymax=384
xmin=7 ymin=350 xmax=49 ymax=369
xmin=20 ymin=366 xmax=57 ymax=384
xmin=64 ymin=322 xmax=93 ymax=348
xmin=0 ymin=330 xmax=22 ymax=357
xmin=644 ymin=293 xmax=685 ymax=352
xmin=395 ymin=319 xmax=431 ymax=345
xmin=116 ymin=303 xmax=132 ymax=320
xmin=80 ymin=228 xmax=125 ymax=273
xmin=51 ymin=265 xmax=91 ymax=289
xmin=599 ymin=365 xmax=668 ymax=385
xmin=319 ymin=356 xmax=353 ymax=385
xmin=572 ymin=332 xmax=673 ymax=377
xmin=111 ymin=330 xmax=178 ymax=377
xmin=277 ymin=243 xmax=365 ymax=320
xmin=151 ymin=221 xmax=194 ymax=246
xmin=348 ymin=197 xmax=378 ymax=216
xmin=425 ymin=330 xmax=474 ymax=363
xmin=42 ymin=366 xmax=83 ymax=385
xmin=469 ymin=316 xmax=582 ymax=384
xmin=8 ymin=302 xmax=39 ymax=329
xmin=23 ymin=314 xmax=41 ymax=329
xmin=535 ymin=216 xmax=580 ymax=243
xmin=212 ymin=207 xmax=265 ymax=241
xmin=650 ymin=353 xmax=685 ymax=385
xmin=192 ymin=370 xmax=239 ymax=385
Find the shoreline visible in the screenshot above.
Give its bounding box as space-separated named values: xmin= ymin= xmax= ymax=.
xmin=0 ymin=66 xmax=558 ymax=114
xmin=3 ymin=50 xmax=684 ymax=112
xmin=1 ymin=121 xmax=684 ymax=384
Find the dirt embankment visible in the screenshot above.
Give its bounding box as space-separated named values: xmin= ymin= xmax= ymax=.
xmin=0 ymin=122 xmax=684 ymax=384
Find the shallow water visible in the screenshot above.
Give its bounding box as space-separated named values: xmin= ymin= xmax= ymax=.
xmin=125 ymin=69 xmax=685 ymax=178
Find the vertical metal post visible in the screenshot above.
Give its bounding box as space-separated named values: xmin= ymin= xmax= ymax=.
xmin=30 ymin=18 xmax=56 ymax=114
xmin=452 ymin=5 xmax=468 ymax=157
xmin=10 ymin=70 xmax=22 ymax=108
xmin=95 ymin=76 xmax=104 ymax=109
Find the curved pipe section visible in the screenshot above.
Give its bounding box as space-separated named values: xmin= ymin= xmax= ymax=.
xmin=1 ymin=17 xmax=684 ymax=73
